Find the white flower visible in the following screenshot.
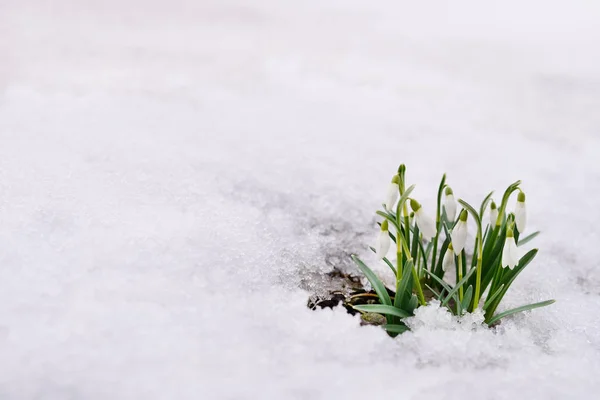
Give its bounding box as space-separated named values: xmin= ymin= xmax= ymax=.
xmin=384 ymin=175 xmax=400 ymax=210
xmin=501 ymin=229 xmax=519 ymax=269
xmin=451 ymin=209 xmax=468 ymax=255
xmin=443 ymin=244 xmax=455 ymax=271
xmin=375 ymin=220 xmax=391 ymax=259
xmin=410 ymin=199 xmax=436 ymax=240
xmin=444 ymin=186 xmax=457 ymax=221
xmin=514 ymin=191 xmax=527 ymax=233
xmin=489 ymin=201 xmax=498 ymax=226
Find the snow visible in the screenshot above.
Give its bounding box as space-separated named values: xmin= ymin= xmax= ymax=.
xmin=1 ymin=0 xmax=600 ymax=398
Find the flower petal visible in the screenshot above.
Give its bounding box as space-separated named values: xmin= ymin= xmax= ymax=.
xmin=384 ymin=183 xmax=399 ymax=210
xmin=444 ymin=194 xmax=457 ymax=221
xmin=451 ymin=221 xmax=468 ymax=254
xmin=515 ymin=201 xmax=527 ymax=233
xmin=375 ymin=230 xmax=391 ymax=259
xmin=501 ymin=237 xmax=519 ymax=269
xmin=416 ymin=209 xmax=437 ymax=240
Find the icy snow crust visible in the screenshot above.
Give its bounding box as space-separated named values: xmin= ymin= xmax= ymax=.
xmin=1 ymin=0 xmax=600 ymax=398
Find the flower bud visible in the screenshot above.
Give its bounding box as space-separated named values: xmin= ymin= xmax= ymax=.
xmin=444 ymin=186 xmax=457 ymax=221
xmin=514 ymin=191 xmax=527 ymax=233
xmin=489 ymin=201 xmax=498 ymax=226
xmin=410 ymin=199 xmax=436 ymax=240
xmin=501 ymin=227 xmax=519 ymax=269
xmin=443 ymin=243 xmax=455 ymax=271
xmin=451 ymin=209 xmax=468 ymax=255
xmin=384 ymin=175 xmax=400 ymax=210
xmin=375 ymin=220 xmax=391 ymax=259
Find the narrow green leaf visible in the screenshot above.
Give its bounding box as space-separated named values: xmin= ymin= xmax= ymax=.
xmin=517 ymin=231 xmax=540 ymax=247
xmin=408 ymin=294 xmax=419 ymax=314
xmin=461 ymin=285 xmax=473 ymax=311
xmin=483 ymin=284 xmax=505 ymax=309
xmin=352 ymin=304 xmax=410 ymax=318
xmin=395 ymin=259 xmax=414 ymax=310
xmin=418 ymin=239 xmax=428 ymax=272
xmin=425 ymin=284 xmax=442 ymax=300
xmin=397 ymin=184 xmax=416 ymax=214
xmin=485 ymin=249 xmax=539 ymax=319
xmin=384 ymin=324 xmax=410 ymax=334
xmin=487 ymin=299 xmax=555 ymax=325
xmin=431 ymin=174 xmax=447 ymax=271
xmin=369 ymin=246 xmax=397 ymax=275
xmin=424 ymin=270 xmax=459 ymax=305
xmin=432 ymin=238 xmax=450 ymax=279
xmin=442 ymin=266 xmax=477 ymax=306
xmin=500 ymin=249 xmax=538 ymax=287
xmin=351 ymin=255 xmax=392 ymax=306
xmin=411 ymin=224 xmax=420 ymax=260
xmin=376 ymin=211 xmax=400 ymax=231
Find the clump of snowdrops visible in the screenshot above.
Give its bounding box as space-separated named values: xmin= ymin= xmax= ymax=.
xmin=351 ymin=164 xmax=554 ymax=335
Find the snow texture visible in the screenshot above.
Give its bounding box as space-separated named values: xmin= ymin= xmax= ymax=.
xmin=1 ymin=0 xmax=600 ymax=399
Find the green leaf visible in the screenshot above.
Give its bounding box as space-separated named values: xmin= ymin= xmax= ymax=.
xmin=431 ymin=174 xmax=447 ymax=270
xmin=517 ymin=231 xmax=540 ymax=247
xmin=486 ymin=299 xmax=555 ymax=325
xmin=369 ymin=246 xmax=397 ymax=275
xmin=485 ymin=249 xmax=539 ymax=319
xmin=483 ymin=284 xmax=505 ymax=309
xmin=500 ymin=249 xmax=538 ymax=287
xmin=442 ymin=266 xmax=477 ymax=306
xmin=432 ymin=238 xmax=450 ymax=280
xmin=384 ymin=324 xmax=410 ymax=334
xmin=411 ymin=223 xmax=420 ymax=260
xmin=397 ymin=184 xmax=416 ymax=214
xmin=352 ymin=304 xmax=410 ymax=318
xmin=351 ymin=255 xmax=392 ymax=306
xmin=408 ymin=294 xmax=419 ymax=314
xmin=461 ymin=285 xmax=473 ymax=311
xmin=425 ymin=284 xmax=442 ymax=300
xmin=376 ymin=211 xmax=400 ymax=231
xmin=395 ymin=259 xmax=414 ymax=310
xmin=424 ymin=270 xmax=459 ymax=305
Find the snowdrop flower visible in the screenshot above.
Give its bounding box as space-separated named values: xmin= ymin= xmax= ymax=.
xmin=443 ymin=243 xmax=455 ymax=271
xmin=501 ymin=227 xmax=519 ymax=269
xmin=514 ymin=191 xmax=527 ymax=233
xmin=489 ymin=200 xmax=498 ymax=226
xmin=451 ymin=209 xmax=468 ymax=255
xmin=409 ymin=199 xmax=436 ymax=240
xmin=443 ymin=186 xmax=457 ymax=221
xmin=384 ymin=175 xmax=400 ymax=210
xmin=375 ymin=220 xmax=391 ymax=259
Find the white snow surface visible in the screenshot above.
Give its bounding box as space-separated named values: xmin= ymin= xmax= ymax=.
xmin=2 ymin=0 xmax=600 ymax=399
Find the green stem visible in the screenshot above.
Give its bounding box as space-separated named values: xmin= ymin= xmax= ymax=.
xmin=457 ymin=253 xmax=464 ymax=302
xmin=396 ymin=242 xmax=403 ymax=279
xmin=472 ymin=241 xmax=483 ymax=310
xmin=399 ymin=237 xmax=426 ymax=306
xmin=431 ymin=175 xmax=446 ymax=276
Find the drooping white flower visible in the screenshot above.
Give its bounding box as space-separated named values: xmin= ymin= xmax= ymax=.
xmin=501 ymin=228 xmax=519 ymax=269
xmin=451 ymin=209 xmax=468 ymax=255
xmin=489 ymin=200 xmax=498 ymax=227
xmin=443 ymin=243 xmax=455 ymax=272
xmin=375 ymin=220 xmax=391 ymax=259
xmin=514 ymin=191 xmax=527 ymax=233
xmin=443 ymin=186 xmax=457 ymax=221
xmin=410 ymin=199 xmax=436 ymax=240
xmin=384 ymin=175 xmax=400 ymax=211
